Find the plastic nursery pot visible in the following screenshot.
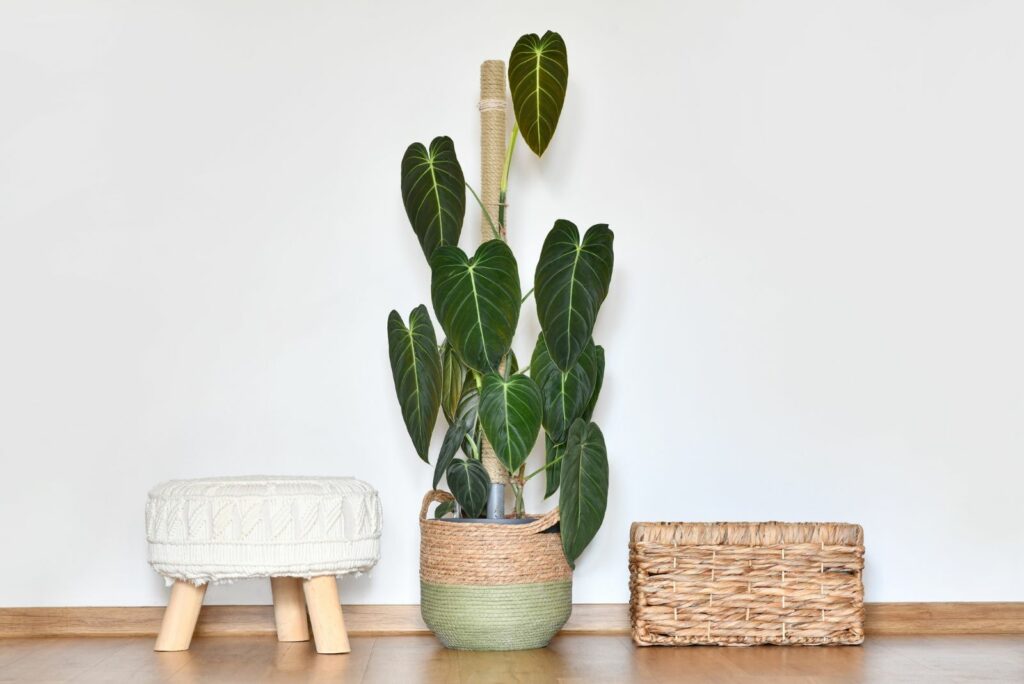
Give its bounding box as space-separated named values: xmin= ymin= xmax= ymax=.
xmin=418 ymin=490 xmax=572 ymax=651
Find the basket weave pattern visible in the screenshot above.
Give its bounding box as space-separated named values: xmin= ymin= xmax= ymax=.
xmin=419 ymin=490 xmax=572 ymax=650
xmin=630 ymin=522 xmax=864 ymax=646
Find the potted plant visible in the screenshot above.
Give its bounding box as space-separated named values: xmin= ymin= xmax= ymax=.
xmin=387 ymin=31 xmax=614 ymax=650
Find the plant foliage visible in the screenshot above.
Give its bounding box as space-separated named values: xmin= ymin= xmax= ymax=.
xmin=386 ymin=31 xmax=614 ymax=568
xmin=401 ymin=137 xmax=466 ymax=260
xmin=386 ymin=305 xmax=442 ymax=462
xmin=508 ymin=32 xmax=569 ymax=157
xmin=431 ymin=240 xmax=521 ymax=373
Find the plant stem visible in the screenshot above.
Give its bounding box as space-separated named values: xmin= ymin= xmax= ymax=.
xmin=510 ymin=480 xmax=526 ymax=518
xmin=500 ymin=124 xmax=518 ymax=194
xmin=520 ymin=287 xmax=534 ymax=303
xmin=465 ymin=182 xmax=501 ymax=241
xmin=525 ymin=452 xmax=563 ymax=482
xmin=498 ymin=124 xmax=519 ymax=232
xmin=464 ymin=432 xmax=481 ymax=460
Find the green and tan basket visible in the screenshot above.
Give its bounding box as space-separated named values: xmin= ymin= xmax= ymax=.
xmin=419 ymin=490 xmax=572 ymax=650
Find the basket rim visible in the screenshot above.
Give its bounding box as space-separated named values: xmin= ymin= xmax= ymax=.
xmin=630 ymin=521 xmax=864 ymax=546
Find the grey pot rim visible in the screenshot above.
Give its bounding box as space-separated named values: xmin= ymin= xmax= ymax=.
xmin=440 ymin=516 xmax=537 ymax=525
xmin=434 ymin=516 xmax=561 ymax=533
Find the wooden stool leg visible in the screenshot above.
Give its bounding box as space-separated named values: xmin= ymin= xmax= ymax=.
xmin=302 ymin=576 xmax=350 ymax=654
xmin=154 ymin=580 xmax=207 ymax=652
xmin=271 ymin=577 xmax=310 ymax=642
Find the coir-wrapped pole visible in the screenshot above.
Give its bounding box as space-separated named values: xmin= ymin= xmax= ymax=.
xmin=478 ymin=60 xmax=510 ymax=492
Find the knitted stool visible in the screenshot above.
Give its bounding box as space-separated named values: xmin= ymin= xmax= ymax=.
xmin=145 ymin=476 xmax=381 ymax=654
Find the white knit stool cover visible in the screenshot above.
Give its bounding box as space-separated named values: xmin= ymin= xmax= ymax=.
xmin=146 ymin=476 xmax=381 ymax=584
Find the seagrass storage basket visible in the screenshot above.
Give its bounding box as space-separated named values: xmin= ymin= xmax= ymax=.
xmin=630 ymin=522 xmax=864 ymax=646
xmin=419 ymin=490 xmax=572 ymax=651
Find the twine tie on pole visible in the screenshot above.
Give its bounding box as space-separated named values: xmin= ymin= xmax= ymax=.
xmin=478 ymin=98 xmax=506 ymax=112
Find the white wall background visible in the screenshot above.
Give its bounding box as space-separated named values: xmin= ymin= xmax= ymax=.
xmin=2 ymin=0 xmax=1022 ymax=608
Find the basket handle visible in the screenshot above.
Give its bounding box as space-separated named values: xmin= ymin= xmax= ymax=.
xmin=419 ymin=489 xmax=560 ymax=534
xmin=520 ymin=506 xmax=561 ymax=534
xmin=420 ymin=489 xmax=454 ymax=520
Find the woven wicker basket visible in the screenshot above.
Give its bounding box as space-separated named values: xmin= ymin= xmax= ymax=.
xmin=630 ymin=522 xmax=864 ymax=646
xmin=419 ymin=490 xmax=572 ymax=650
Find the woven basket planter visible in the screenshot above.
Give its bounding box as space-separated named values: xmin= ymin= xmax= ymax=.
xmin=419 ymin=490 xmax=572 ymax=651
xmin=630 ymin=522 xmax=864 ymax=646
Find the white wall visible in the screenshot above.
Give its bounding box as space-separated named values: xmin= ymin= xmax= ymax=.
xmin=2 ymin=0 xmax=1022 ymax=608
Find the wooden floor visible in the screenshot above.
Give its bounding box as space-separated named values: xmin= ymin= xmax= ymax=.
xmin=0 ymin=634 xmax=1022 ymax=683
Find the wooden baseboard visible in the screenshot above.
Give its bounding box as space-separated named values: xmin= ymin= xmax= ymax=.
xmin=864 ymin=603 xmax=1024 ymax=635
xmin=1 ymin=603 xmax=1021 ymax=639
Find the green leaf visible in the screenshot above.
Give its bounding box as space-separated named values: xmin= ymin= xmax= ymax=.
xmin=433 ymin=499 xmax=456 ymax=519
xmin=559 ymin=419 xmax=609 ymax=568
xmin=387 ymin=305 xmax=442 ymax=462
xmin=401 ymin=137 xmax=466 ymax=260
xmin=479 ymin=373 xmax=543 ymax=473
xmin=440 ymin=341 xmax=467 ymax=424
xmin=535 ymin=220 xmax=614 ymax=371
xmin=454 ymin=376 xmax=481 ymax=458
xmin=582 ymin=345 xmax=605 ymax=421
xmin=431 ymin=240 xmax=521 ymax=373
xmin=446 ymin=458 xmax=490 ymax=518
xmin=508 ymin=32 xmax=568 ymax=157
xmin=544 ymin=434 xmax=564 ymax=499
xmin=530 ymin=333 xmax=597 ymax=443
xmin=433 ymin=421 xmax=468 ymax=489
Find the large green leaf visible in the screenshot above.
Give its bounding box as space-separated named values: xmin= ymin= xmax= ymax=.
xmin=433 ymin=420 xmax=467 ymax=489
xmin=478 ymin=373 xmax=542 ymax=474
xmin=440 ymin=340 xmax=467 ymax=424
xmin=387 ymin=305 xmax=442 ymax=462
xmin=559 ymin=419 xmax=609 ymax=568
xmin=544 ymin=434 xmax=564 ymax=499
xmin=582 ymin=345 xmax=605 ymax=421
xmin=446 ymin=458 xmax=490 ymax=518
xmin=431 ymin=240 xmax=521 ymax=373
xmin=400 ymin=137 xmax=465 ymax=260
xmin=530 ymin=333 xmax=597 ymax=443
xmin=535 ymin=220 xmax=614 ymax=371
xmin=508 ymin=32 xmax=568 ymax=157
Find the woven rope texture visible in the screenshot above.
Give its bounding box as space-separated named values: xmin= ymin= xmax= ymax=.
xmin=421 ymin=580 xmax=572 ymax=651
xmin=419 ymin=490 xmax=572 ymax=650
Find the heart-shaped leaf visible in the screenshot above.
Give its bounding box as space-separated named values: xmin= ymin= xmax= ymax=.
xmin=479 ymin=373 xmax=543 ymax=474
xmin=530 ymin=333 xmax=597 ymax=443
xmin=431 ymin=240 xmax=521 ymax=373
xmin=440 ymin=340 xmax=468 ymax=424
xmin=401 ymin=136 xmax=465 ymax=260
xmin=446 ymin=458 xmax=490 ymax=518
xmin=535 ymin=220 xmax=614 ymax=371
xmin=508 ymin=32 xmax=568 ymax=157
xmin=387 ymin=305 xmax=442 ymax=462
xmin=559 ymin=419 xmax=609 ymax=568
xmin=544 ymin=434 xmax=564 ymax=499
xmin=434 ymin=421 xmax=468 ymax=489
xmin=582 ymin=345 xmax=605 ymax=421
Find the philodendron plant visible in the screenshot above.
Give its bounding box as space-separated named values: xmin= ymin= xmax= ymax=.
xmin=387 ymin=31 xmax=613 ymax=567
